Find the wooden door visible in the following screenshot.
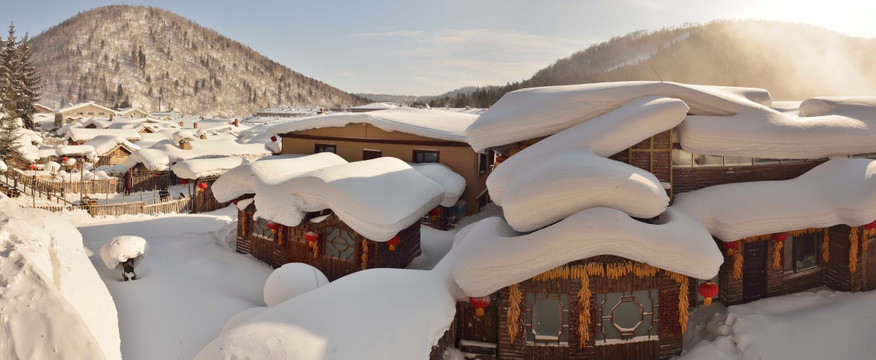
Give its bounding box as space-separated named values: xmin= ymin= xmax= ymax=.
xmin=742 ymin=241 xmax=768 ymax=302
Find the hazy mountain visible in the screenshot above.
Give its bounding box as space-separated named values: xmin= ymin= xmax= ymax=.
xmin=30 ymin=5 xmax=367 ymax=116
xmin=429 ymin=20 xmax=876 ymax=107
xmin=357 ymin=86 xmax=499 ymax=106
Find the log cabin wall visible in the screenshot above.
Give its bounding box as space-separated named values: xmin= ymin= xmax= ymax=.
xmin=236 ymin=207 xmax=420 ymax=281
xmin=718 ymin=243 xmax=744 ymax=305
xmin=823 ymin=225 xmax=866 ymax=292
xmin=608 ymin=130 xmax=673 ymax=190
xmin=95 ymin=146 xmax=132 ymax=167
xmin=193 ymin=177 xmax=228 ymax=213
xmin=492 ymin=257 xmax=684 ymax=360
xmin=456 ymin=298 xmax=499 ymax=345
xmin=672 ymin=161 xmax=822 ymax=195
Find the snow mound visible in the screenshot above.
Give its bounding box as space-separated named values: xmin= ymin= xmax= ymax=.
xmin=0 ymin=197 xmax=121 ymax=359
xmin=486 ymin=96 xmax=688 ymax=204
xmin=211 ymin=154 xmax=316 ymax=202
xmin=99 ymin=235 xmax=149 ymax=270
xmin=220 ymin=307 xmax=268 ymax=335
xmin=500 ymin=149 xmax=669 ymax=232
xmin=673 ymin=158 xmax=876 ymax=241
xmin=410 ymin=162 xmax=467 ymax=207
xmin=798 ymin=96 xmax=876 ymax=118
xmin=452 ymin=208 xmax=722 ymax=297
xmin=263 ymin=263 xmax=329 ymax=307
xmin=45 ymin=160 xmax=62 ymax=173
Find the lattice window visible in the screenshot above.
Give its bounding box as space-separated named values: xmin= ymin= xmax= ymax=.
xmin=784 ymin=233 xmax=819 ymax=272
xmin=251 ymin=217 xmax=274 ymax=240
xmin=595 ymin=290 xmax=659 ymax=344
xmin=326 ymin=226 xmax=356 ymax=263
xmin=524 ymin=293 xmax=569 ymax=345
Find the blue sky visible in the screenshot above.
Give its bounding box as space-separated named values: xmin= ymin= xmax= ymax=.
xmin=1 ymin=0 xmax=874 ymax=95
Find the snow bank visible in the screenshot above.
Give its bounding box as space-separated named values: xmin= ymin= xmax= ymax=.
xmin=213 ymin=154 xmax=337 ymax=202
xmin=197 ymin=269 xmax=457 ymax=360
xmin=263 ymin=263 xmax=329 ymax=307
xmin=500 ymin=149 xmax=669 ymax=232
xmin=99 ymin=235 xmax=149 ymax=270
xmin=452 ymin=208 xmax=722 ymax=296
xmin=253 ymin=156 xmax=444 ymax=241
xmin=410 ymin=163 xmax=466 ymax=207
xmin=266 ymin=108 xmax=477 ymax=143
xmin=673 ymin=158 xmax=876 ymax=241
xmin=0 ymin=197 xmax=121 ymax=359
xmin=466 ymin=81 xmax=750 ymax=152
xmin=171 ymin=157 xmax=247 ymax=180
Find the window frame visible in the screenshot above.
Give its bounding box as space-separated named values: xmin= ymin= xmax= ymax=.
xmin=251 ymin=217 xmax=275 ymax=241
xmin=478 ymin=150 xmax=493 ymax=175
xmin=314 ymin=143 xmax=337 ymax=154
xmin=324 ymin=225 xmax=357 ymax=263
xmin=594 ymin=289 xmax=660 ymax=344
xmin=783 ymin=232 xmax=820 ymax=273
xmin=412 ymin=149 xmax=439 ymax=163
xmin=523 ymin=292 xmax=570 ymax=345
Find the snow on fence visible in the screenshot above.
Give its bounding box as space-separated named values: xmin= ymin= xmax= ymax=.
xmin=84 ymin=197 xmax=193 ymax=217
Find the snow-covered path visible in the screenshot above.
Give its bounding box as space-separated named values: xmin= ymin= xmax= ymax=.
xmin=71 ymin=207 xmax=272 ymax=360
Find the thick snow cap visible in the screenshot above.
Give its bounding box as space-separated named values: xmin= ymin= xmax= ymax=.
xmin=673 ymin=158 xmax=876 ymax=241
xmin=452 ymin=208 xmax=723 ymax=297
xmin=266 ymin=108 xmax=477 ymax=143
xmin=466 ymin=81 xmax=756 ymax=152
xmin=409 ymin=163 xmax=466 ymax=207
xmin=0 ymin=197 xmax=121 ymax=359
xmin=84 ymin=135 xmax=140 ymax=155
xmin=252 ymin=156 xmax=444 ymax=241
xmin=213 ymin=153 xmax=344 ymax=203
xmin=99 ymin=235 xmax=149 ymax=270
xmin=171 ymin=157 xmax=247 ymax=180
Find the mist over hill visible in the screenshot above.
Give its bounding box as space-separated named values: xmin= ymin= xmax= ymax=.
xmin=428 ymin=21 xmax=876 ymax=107
xmin=30 ymin=5 xmax=367 ymax=116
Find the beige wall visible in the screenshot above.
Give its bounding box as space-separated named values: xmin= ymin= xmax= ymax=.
xmin=280 ymin=123 xmax=490 ymax=214
xmin=59 ymin=104 xmax=114 ymax=119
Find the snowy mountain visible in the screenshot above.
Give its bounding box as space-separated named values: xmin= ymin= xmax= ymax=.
xmin=29 ymin=5 xmax=367 ymax=117
xmin=428 ymin=21 xmax=876 ymax=107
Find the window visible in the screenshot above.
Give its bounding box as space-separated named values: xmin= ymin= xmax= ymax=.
xmin=315 ymin=143 xmax=336 ymax=154
xmin=595 ymin=290 xmax=659 ymax=343
xmin=783 ymin=233 xmax=819 ymax=272
xmin=99 ymin=112 xmax=105 ymax=116
xmin=412 ymin=150 xmax=439 ymax=163
xmin=325 ymin=226 xmax=356 ymax=263
xmin=88 ymin=112 xmax=94 ymax=115
xmin=251 ymin=217 xmax=274 ymax=240
xmin=478 ymin=150 xmax=493 ymax=175
xmin=363 ymin=149 xmax=382 ymax=160
xmin=524 ymin=293 xmax=569 ymax=344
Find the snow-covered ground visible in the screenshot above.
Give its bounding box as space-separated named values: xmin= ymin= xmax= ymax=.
xmin=679 ymin=288 xmax=876 ymax=359
xmin=65 ymin=207 xmax=273 ymax=360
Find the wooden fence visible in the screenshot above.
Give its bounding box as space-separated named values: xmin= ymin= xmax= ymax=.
xmin=48 ymin=178 xmax=123 ymax=194
xmin=84 ymin=198 xmax=193 ymax=217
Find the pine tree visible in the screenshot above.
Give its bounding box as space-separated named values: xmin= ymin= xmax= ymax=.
xmin=11 ymin=34 xmax=40 ymax=129
xmin=0 ymin=24 xmax=21 ymax=161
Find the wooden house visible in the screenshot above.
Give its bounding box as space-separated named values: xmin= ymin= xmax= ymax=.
xmin=56 ymin=102 xmax=117 ymax=121
xmin=171 ymin=157 xmax=245 ymax=213
xmin=213 ymin=154 xmax=459 ymax=281
xmin=270 ymin=108 xmax=491 ymax=215
xmin=33 ymin=103 xmax=53 ymax=114
xmin=85 ymin=135 xmax=140 ymax=168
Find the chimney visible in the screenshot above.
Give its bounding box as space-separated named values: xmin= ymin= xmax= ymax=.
xmin=193 ymin=122 xmax=198 ymax=129
xmin=109 ymin=113 xmax=114 ymax=121
xmin=233 ymin=119 xmax=239 ymax=127
xmin=54 ymin=113 xmax=62 ymax=128
xmin=179 ymin=121 xmax=184 ymax=127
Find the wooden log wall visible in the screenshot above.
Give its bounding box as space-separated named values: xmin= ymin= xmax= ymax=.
xmin=823 ymin=225 xmax=865 ymax=292
xmin=672 ymin=161 xmax=822 ymax=194
xmin=456 ymin=298 xmax=499 ymax=344
xmin=429 ymin=315 xmax=459 ymax=360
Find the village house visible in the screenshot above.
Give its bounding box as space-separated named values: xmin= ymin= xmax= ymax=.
xmin=84 ymin=135 xmax=140 ymax=168
xmin=33 ymin=103 xmax=53 ymax=114
xmin=267 ymin=108 xmax=491 ymax=216
xmin=170 ymin=157 xmax=246 ymax=212
xmin=54 ymin=102 xmax=117 ymax=127
xmin=212 ymin=153 xmax=465 ymax=280
xmin=116 ymin=107 xmax=155 ymax=119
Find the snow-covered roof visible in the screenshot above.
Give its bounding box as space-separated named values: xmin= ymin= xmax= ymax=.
xmin=55 ymin=145 xmax=98 ymax=160
xmin=212 ymin=153 xmax=342 ymax=203
xmin=266 ymin=108 xmax=477 ymax=143
xmin=58 ymin=101 xmax=117 ymax=115
xmin=673 ymin=158 xmax=876 ymax=241
xmin=84 ymin=135 xmax=140 ymax=155
xmin=66 ymin=127 xmax=141 ymax=142
xmin=123 ymin=138 xmax=271 ymax=171
xmin=452 ymin=208 xmax=723 ymax=297
xmin=0 ymin=197 xmax=121 ymax=359
xmin=466 ymin=81 xmax=756 ymax=152
xmin=409 ymin=163 xmax=466 ymax=207
xmin=485 ymin=96 xmax=687 ymax=231
xmin=171 ymin=157 xmax=248 ymax=180
xmin=252 ymin=156 xmax=444 ymax=241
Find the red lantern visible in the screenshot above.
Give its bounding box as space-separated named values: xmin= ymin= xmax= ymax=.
xmin=428 ymin=207 xmax=440 ymax=217
xmin=197 ymin=182 xmax=208 ymax=190
xmin=469 ymin=295 xmax=491 ymax=317
xmin=772 ymin=232 xmax=788 ymax=243
xmin=495 ymin=154 xmax=508 ymax=164
xmin=180 ymin=178 xmax=189 ymax=185
xmin=232 ymin=199 xmax=239 ymax=205
xmin=266 ymin=221 xmax=279 ymax=235
xmin=387 ymin=236 xmax=400 ymax=251
xmin=270 ymin=136 xmax=277 ymax=142
xmin=698 ymin=281 xmax=719 ymax=306
xmin=28 ymin=164 xmax=35 ymax=170
xmin=62 ymin=157 xmax=69 ymax=162
xmin=721 ymin=241 xmax=739 ymax=250
xmin=305 ymin=231 xmax=319 ymax=247
xmin=863 ymin=220 xmax=876 ymax=230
